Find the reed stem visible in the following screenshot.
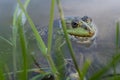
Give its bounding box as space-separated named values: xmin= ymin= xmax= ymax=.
xmin=56 ymin=0 xmax=83 ymax=80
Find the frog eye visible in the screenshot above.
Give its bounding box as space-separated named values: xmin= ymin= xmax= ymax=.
xmin=71 ymin=22 xmax=78 ymax=28
xmin=82 ymin=16 xmax=92 ymax=23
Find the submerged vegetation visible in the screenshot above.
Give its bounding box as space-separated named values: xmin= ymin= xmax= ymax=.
xmin=0 ymin=0 xmax=120 ymax=80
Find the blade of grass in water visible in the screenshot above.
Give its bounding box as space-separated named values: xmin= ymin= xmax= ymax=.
xmin=12 ymin=0 xmax=30 ymax=79
xmin=113 ymin=21 xmax=120 ymax=80
xmin=17 ymin=0 xmax=47 ymax=55
xmin=82 ymin=60 xmax=91 ymax=77
xmin=47 ymin=0 xmax=60 ymax=79
xmin=12 ymin=4 xmax=19 ymax=79
xmin=0 ymin=36 xmax=13 ymax=46
xmin=17 ymin=14 xmax=28 ymax=80
xmin=56 ymin=0 xmax=83 ymax=80
xmin=47 ymin=0 xmax=55 ymax=54
xmin=116 ymin=21 xmax=119 ymax=49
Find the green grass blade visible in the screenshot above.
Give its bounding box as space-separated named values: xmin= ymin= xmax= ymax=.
xmin=47 ymin=0 xmax=55 ymax=53
xmin=47 ymin=0 xmax=55 ymax=54
xmin=82 ymin=60 xmax=91 ymax=77
xmin=46 ymin=0 xmax=59 ymax=79
xmin=17 ymin=14 xmax=28 ymax=80
xmin=12 ymin=4 xmax=19 ymax=79
xmin=12 ymin=0 xmax=30 ymax=79
xmin=13 ymin=5 xmax=18 ymax=26
xmin=0 ymin=36 xmax=13 ymax=46
xmin=90 ymin=66 xmax=108 ymax=80
xmin=56 ymin=0 xmax=83 ymax=80
xmin=17 ymin=0 xmax=47 ymax=55
xmin=116 ymin=21 xmax=119 ymax=49
xmin=47 ymin=0 xmax=57 ymax=73
xmin=13 ymin=0 xmax=30 ymax=79
xmin=113 ymin=21 xmax=120 ymax=80
xmin=24 ymin=0 xmax=30 ymax=8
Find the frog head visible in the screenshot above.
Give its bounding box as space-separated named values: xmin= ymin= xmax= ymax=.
xmin=64 ymin=16 xmax=97 ymax=44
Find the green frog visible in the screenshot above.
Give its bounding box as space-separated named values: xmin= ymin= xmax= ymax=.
xmin=31 ymin=16 xmax=97 ymax=79
xmin=50 ymin=16 xmax=97 ymax=80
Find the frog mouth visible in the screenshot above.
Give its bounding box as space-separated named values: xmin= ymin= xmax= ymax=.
xmin=66 ymin=27 xmax=96 ymax=43
xmin=67 ymin=27 xmax=94 ymax=37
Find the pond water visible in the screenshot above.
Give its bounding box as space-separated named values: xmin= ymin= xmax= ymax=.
xmin=0 ymin=0 xmax=120 ymax=78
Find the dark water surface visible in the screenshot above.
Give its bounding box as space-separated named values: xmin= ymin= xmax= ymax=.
xmin=0 ymin=0 xmax=120 ymax=78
